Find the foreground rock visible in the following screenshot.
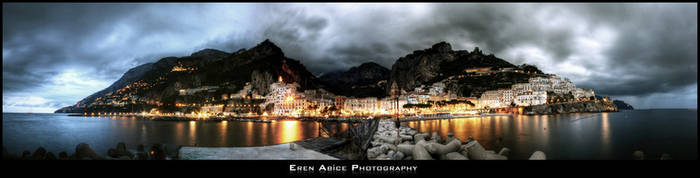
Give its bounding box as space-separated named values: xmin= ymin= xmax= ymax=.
xmin=365 ymin=120 xmax=544 ymax=160
xmin=528 ymin=151 xmax=547 ymax=160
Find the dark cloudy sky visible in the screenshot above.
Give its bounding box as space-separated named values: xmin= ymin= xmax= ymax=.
xmin=3 ymin=3 xmax=697 ymax=112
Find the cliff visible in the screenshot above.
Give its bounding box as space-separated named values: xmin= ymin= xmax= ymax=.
xmin=56 ymin=39 xmax=325 ymax=113
xmin=523 ymin=100 xmax=618 ymax=115
xmin=319 ymin=62 xmax=390 ymax=98
xmin=388 ymin=41 xmax=542 ymax=97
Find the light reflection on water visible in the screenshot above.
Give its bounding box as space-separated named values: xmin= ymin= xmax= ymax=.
xmin=404 ymin=110 xmax=697 ymax=160
xmin=2 ymin=114 xmax=348 ymax=156
xmin=2 ymin=110 xmax=697 ymax=160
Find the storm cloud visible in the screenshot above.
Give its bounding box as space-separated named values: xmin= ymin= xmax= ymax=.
xmin=2 ymin=3 xmax=697 ymax=112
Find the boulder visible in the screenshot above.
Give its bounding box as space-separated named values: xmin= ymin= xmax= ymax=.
xmin=498 ymin=147 xmax=511 ymax=157
xmin=75 ymin=143 xmax=106 ymax=160
xmin=392 ymin=151 xmax=405 ymax=160
xmin=431 ymin=132 xmax=442 ymax=143
xmin=110 ymin=142 xmax=135 ymax=158
xmin=463 ymin=141 xmax=488 ymax=160
xmin=376 ymin=135 xmax=399 ymax=145
xmin=414 ymin=133 xmax=429 ymax=142
xmin=367 ymin=145 xmax=389 ymax=159
xmin=116 ymin=142 xmax=127 ymax=152
xmin=660 ymin=153 xmax=672 ymax=160
xmin=397 ymin=144 xmax=415 ymax=156
xmin=137 ymin=144 xmax=145 ymax=152
xmin=399 ymin=135 xmax=413 ymax=142
xmin=445 ymin=133 xmax=455 ymax=143
xmin=486 ymin=154 xmax=508 ymax=160
xmin=413 ymin=140 xmax=433 ymax=160
xmin=441 ymin=152 xmax=468 ymax=160
xmin=426 ymin=139 xmax=462 ymax=155
xmin=149 ymin=144 xmax=167 ymax=160
xmin=135 ymin=152 xmax=148 ymax=160
xmin=116 ymin=156 xmax=132 ymax=160
xmin=31 ymin=147 xmax=47 ymax=160
xmin=45 ymin=152 xmax=57 ymax=160
xmin=529 ymin=151 xmax=546 ymax=160
xmin=633 ymin=150 xmax=644 ymax=160
xmin=374 ymin=154 xmax=391 ymax=160
xmin=58 ymin=152 xmax=69 ymax=160
xmin=22 ymin=150 xmax=31 ymax=159
xmin=404 ymin=156 xmax=413 ymax=160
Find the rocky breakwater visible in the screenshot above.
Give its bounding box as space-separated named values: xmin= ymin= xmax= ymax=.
xmin=366 ymin=120 xmax=546 ymax=160
xmin=3 ymin=142 xmax=179 ymax=160
xmin=524 ymin=100 xmax=618 ymax=115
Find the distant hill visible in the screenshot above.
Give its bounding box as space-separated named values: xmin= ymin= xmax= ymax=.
xmin=319 ymin=62 xmax=390 ymax=98
xmin=388 ymin=41 xmax=544 ymax=97
xmin=56 ymin=40 xmax=325 ymax=113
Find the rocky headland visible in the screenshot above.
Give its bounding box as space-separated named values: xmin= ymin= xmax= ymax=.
xmin=523 ymin=100 xmax=618 ymax=115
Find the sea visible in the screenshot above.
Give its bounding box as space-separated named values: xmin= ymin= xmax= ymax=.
xmin=2 ymin=109 xmax=696 ymax=160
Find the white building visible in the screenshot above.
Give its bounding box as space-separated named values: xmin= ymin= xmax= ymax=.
xmin=513 ymin=91 xmax=547 ymax=106
xmin=429 ymin=82 xmax=446 ymax=96
xmin=480 ymin=74 xmax=597 ymax=108
xmin=378 ymin=97 xmax=408 ymax=114
xmin=479 ymin=90 xmax=504 ymax=108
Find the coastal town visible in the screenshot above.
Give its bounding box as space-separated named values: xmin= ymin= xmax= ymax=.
xmin=81 ymin=65 xmax=613 ymax=119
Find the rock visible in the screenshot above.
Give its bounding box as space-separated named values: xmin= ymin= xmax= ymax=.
xmin=290 ymin=143 xmax=296 ymax=150
xmin=375 ymin=154 xmax=391 ymax=160
xmin=31 ymin=147 xmax=47 ymax=160
xmin=660 ymin=153 xmax=672 ymax=160
xmin=137 ymin=144 xmax=145 ymax=152
xmin=376 ymin=135 xmax=399 ymax=145
xmin=431 ymin=132 xmax=442 ymax=143
xmin=392 ymin=151 xmax=405 ymax=160
xmin=459 ymin=148 xmax=469 ymax=159
xmin=387 ymin=150 xmax=395 ymax=158
xmin=399 ymin=135 xmax=413 ymax=142
xmin=149 ymin=144 xmax=167 ymax=160
xmin=135 ymin=152 xmax=148 ymax=160
xmin=371 ymin=141 xmax=383 ymax=147
xmin=445 ymin=133 xmax=455 ymax=143
xmin=22 ymin=150 xmax=31 ymax=159
xmin=414 ymin=133 xmax=428 ymax=142
xmin=485 ymin=150 xmax=496 ymax=154
xmin=58 ymin=152 xmax=68 ymax=160
xmin=367 ymin=145 xmax=389 ymax=159
xmin=529 ymin=151 xmax=546 ymax=160
xmin=413 ymin=140 xmax=433 ymax=160
xmin=117 ymin=156 xmax=132 ymax=160
xmin=486 ymin=154 xmax=508 ymax=160
xmin=441 ymin=152 xmax=468 ymax=160
xmin=633 ymin=150 xmax=644 ymax=160
xmin=397 ymin=144 xmax=415 ymax=156
xmin=75 ymin=143 xmax=106 ymax=160
xmin=45 ymin=152 xmax=57 ymax=160
xmin=426 ymin=139 xmax=461 ymax=155
xmin=116 ymin=142 xmax=127 ymax=152
xmin=404 ymin=156 xmax=413 ymax=160
xmin=463 ymin=141 xmax=488 ymax=160
xmin=498 ymin=147 xmax=511 ymax=157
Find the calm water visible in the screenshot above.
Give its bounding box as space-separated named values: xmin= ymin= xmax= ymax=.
xmin=406 ymin=109 xmax=697 ymax=160
xmin=2 ymin=113 xmax=347 ymax=156
xmin=3 ymin=109 xmax=697 ymax=160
